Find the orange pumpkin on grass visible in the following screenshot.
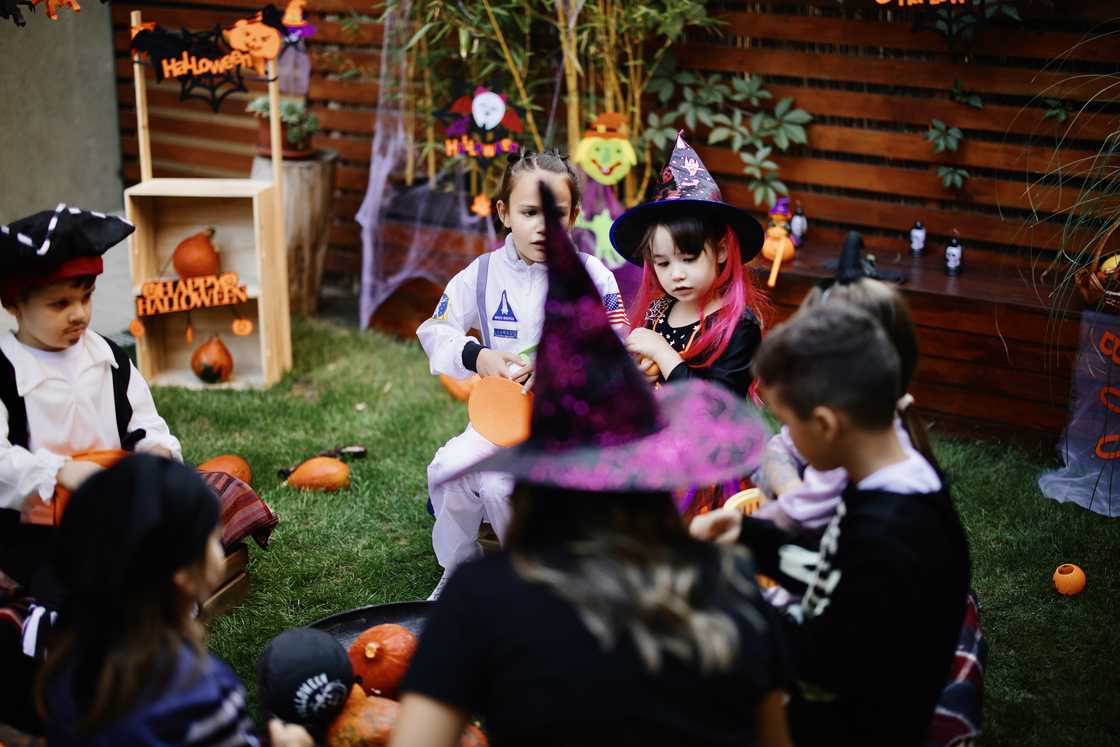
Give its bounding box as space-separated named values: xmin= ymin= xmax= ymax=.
xmin=197 ymin=454 xmax=253 ymax=485
xmin=347 ymin=624 xmax=417 ymax=698
xmin=286 ymin=456 xmax=350 ymax=491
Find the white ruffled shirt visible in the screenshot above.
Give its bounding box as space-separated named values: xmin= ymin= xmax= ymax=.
xmin=0 ymin=330 xmax=182 ymax=509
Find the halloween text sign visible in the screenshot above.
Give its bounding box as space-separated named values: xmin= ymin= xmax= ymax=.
xmin=130 ymin=5 xmax=285 ymax=111
xmin=439 ymin=86 xmax=523 ymax=161
xmin=136 ymin=273 xmax=249 ymax=316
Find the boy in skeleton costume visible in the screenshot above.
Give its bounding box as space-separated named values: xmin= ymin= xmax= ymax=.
xmin=417 ymin=152 xmax=627 ymax=599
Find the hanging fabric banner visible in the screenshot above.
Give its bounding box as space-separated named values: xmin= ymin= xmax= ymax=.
xmin=1039 ymin=309 xmax=1120 ymax=517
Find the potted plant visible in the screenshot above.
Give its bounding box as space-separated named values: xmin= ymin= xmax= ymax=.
xmin=246 ymin=97 xmax=320 ymax=159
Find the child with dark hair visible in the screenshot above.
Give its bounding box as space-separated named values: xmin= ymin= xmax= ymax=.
xmin=692 ymin=303 xmax=971 ymax=747
xmin=39 ymin=454 xmax=311 ymax=747
xmin=611 ymin=133 xmax=768 ymax=399
xmin=393 ymin=185 xmax=791 ymax=747
xmin=417 ymin=151 xmax=629 ymax=599
xmin=754 ymin=234 xmax=937 ymax=534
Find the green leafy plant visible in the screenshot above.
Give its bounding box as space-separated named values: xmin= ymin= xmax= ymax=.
xmin=246 ymin=98 xmax=321 ymax=147
xmin=937 ymin=166 xmax=970 ymax=191
xmin=927 ymin=119 xmax=964 ymax=153
xmin=642 ymin=58 xmax=810 ymax=206
xmin=915 ymin=0 xmax=1034 ymax=46
xmin=949 ymin=79 xmax=984 ymax=109
xmin=1042 ymin=98 xmax=1070 ymax=123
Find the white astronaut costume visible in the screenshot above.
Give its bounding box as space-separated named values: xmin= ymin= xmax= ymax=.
xmin=417 ymin=233 xmax=627 ymax=576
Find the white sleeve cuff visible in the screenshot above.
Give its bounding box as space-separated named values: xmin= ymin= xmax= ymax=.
xmin=31 ymin=449 xmax=69 ymax=502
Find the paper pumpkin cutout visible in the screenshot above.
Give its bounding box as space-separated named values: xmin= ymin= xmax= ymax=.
xmin=574 ymin=113 xmax=637 ymax=186
xmin=468 ymin=376 xmax=532 ymax=447
xmin=224 ymin=15 xmax=282 ymax=76
xmin=470 ymin=193 xmax=491 ymax=218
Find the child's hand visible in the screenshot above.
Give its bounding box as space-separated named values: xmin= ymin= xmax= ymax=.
xmin=56 ymin=459 xmax=104 ymax=492
xmin=637 ymin=357 xmax=661 ymax=385
xmin=513 ymin=360 xmax=535 ymax=392
xmin=476 ymin=348 xmax=525 ymax=379
xmin=268 ymin=719 xmax=313 ymax=747
xmin=689 ymin=508 xmax=744 ymax=544
xmin=625 ymin=328 xmax=672 ymax=361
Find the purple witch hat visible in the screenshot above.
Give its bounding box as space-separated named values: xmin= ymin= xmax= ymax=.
xmin=609 ymin=132 xmax=764 ymax=266
xmin=447 ymin=183 xmax=768 ymax=492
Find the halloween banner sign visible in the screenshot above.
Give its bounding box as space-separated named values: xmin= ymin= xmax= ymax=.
xmin=129 ymin=5 xmax=288 ymax=111
xmin=135 ymin=273 xmax=249 ymax=317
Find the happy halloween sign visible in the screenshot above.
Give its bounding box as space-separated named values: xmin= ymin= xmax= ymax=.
xmin=135 ymin=273 xmax=249 ymax=317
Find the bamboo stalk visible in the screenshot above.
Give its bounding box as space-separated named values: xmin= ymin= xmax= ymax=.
xmin=130 ymin=10 xmax=153 ymax=182
xmin=267 ymin=58 xmax=292 ymax=370
xmin=481 ymin=0 xmax=544 ymax=152
xmin=404 ymin=44 xmax=415 ymax=187
xmin=420 ymin=37 xmax=437 ymax=187
xmin=556 ymin=1 xmax=581 ymax=156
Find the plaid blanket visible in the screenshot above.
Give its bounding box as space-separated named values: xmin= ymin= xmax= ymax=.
xmin=200 ymin=470 xmax=279 ymax=551
xmin=926 ymin=590 xmax=987 ymax=747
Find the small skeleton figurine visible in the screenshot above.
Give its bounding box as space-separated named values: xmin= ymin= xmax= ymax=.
xmin=909 ymin=220 xmax=926 ymax=257
xmin=790 ymin=202 xmax=808 ymax=247
xmin=944 ymin=230 xmax=963 ymax=277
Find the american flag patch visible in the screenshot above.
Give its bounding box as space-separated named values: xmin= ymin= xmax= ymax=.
xmin=603 ymin=293 xmax=628 ymax=326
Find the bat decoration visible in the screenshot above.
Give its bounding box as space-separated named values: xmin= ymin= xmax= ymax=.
xmin=127 ymin=6 xmax=287 ymax=112
xmin=130 ymin=24 xmax=250 ymax=112
xmin=4 ymin=0 xmax=107 ymax=27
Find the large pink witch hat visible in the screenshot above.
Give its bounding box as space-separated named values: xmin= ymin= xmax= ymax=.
xmin=609 ymin=131 xmax=764 ymax=266
xmin=447 ymin=183 xmax=768 ymax=492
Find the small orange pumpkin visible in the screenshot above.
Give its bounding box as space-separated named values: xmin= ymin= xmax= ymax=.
xmin=287 ymin=456 xmax=350 ymax=491
xmin=24 ymin=449 xmax=130 ymax=526
xmin=325 ymin=685 xmax=398 ymax=747
xmin=172 ymin=228 xmax=221 ymax=278
xmin=231 ymin=318 xmax=254 ymax=336
xmin=191 ymin=335 xmax=234 ymax=384
xmin=128 ymin=319 xmax=146 ymax=338
xmin=440 ymin=373 xmax=481 ymax=402
xmin=1053 ymin=563 xmax=1086 ymax=596
xmin=347 ymin=624 xmax=417 ymax=698
xmin=198 ymin=454 xmax=253 ymax=485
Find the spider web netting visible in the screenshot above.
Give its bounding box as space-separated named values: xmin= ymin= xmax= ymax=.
xmin=356 ymin=0 xmax=495 ymax=328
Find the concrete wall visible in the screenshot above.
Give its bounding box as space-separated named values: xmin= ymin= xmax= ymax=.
xmin=1 ymin=6 xmax=130 ymax=335
xmin=0 ymin=5 xmax=122 ymax=222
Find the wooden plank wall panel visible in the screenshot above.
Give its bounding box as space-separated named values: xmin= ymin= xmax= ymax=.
xmin=678 ymin=3 xmax=1118 ymax=273
xmin=113 ymin=0 xmax=382 ymax=277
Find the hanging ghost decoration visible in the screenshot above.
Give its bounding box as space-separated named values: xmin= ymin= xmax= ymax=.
xmin=440 ymin=86 xmax=523 ymax=161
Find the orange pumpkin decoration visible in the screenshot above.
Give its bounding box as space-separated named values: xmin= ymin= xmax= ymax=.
xmin=231 ymin=318 xmax=254 ymax=336
xmin=325 ymin=685 xmax=398 ymax=747
xmin=347 ymin=624 xmax=417 ymax=698
xmin=324 ymin=685 xmax=488 ymax=747
xmin=128 ymin=319 xmax=146 ymax=338
xmin=172 ymin=228 xmax=221 ymax=278
xmin=198 ymin=454 xmax=253 ymax=485
xmin=1053 ymin=563 xmax=1086 ymax=596
xmin=24 ymin=449 xmax=129 ymax=526
xmin=287 ymin=456 xmax=350 ymax=491
xmin=440 ymin=373 xmax=481 ymax=402
xmin=191 ymin=335 xmax=234 ymax=384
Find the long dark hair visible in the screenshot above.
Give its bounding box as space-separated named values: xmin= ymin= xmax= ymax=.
xmin=37 ymin=456 xmax=219 ymax=732
xmin=507 ymin=483 xmax=766 ymax=674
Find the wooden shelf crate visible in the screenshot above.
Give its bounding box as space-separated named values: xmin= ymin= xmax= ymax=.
xmin=125 ymin=178 xmax=292 ymax=389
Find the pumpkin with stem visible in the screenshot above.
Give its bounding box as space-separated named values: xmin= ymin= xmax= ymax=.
xmin=191 ymin=335 xmax=234 ymax=384
xmin=287 ymin=456 xmax=350 ymax=491
xmin=172 ymin=228 xmax=220 ymax=278
xmin=347 ymin=624 xmax=417 ymax=698
xmin=325 ymin=685 xmax=490 ymax=747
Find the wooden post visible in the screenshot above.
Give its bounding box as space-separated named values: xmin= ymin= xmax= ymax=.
xmin=267 ymin=60 xmax=293 ymax=369
xmin=130 ymin=10 xmax=153 ymax=182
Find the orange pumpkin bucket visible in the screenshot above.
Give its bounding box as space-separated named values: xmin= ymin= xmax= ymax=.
xmin=23 ymin=448 xmax=129 ymax=526
xmin=467 ymin=376 xmax=533 ymax=447
xmin=440 ymin=373 xmax=482 ymax=402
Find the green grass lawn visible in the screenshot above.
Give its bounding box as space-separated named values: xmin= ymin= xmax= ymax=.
xmin=155 ymin=316 xmax=1119 ymax=746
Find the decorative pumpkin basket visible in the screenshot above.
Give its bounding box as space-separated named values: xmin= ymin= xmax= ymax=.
xmin=1075 ymin=222 xmax=1120 ymax=312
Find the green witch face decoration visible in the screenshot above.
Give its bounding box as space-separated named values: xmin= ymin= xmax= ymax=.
xmin=574 ymin=112 xmax=638 ymax=186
